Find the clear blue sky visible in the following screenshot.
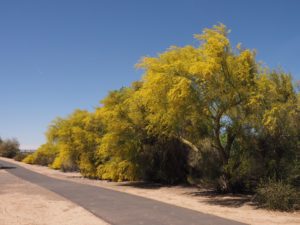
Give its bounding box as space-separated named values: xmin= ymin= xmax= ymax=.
xmin=1 ymin=0 xmax=299 ymax=149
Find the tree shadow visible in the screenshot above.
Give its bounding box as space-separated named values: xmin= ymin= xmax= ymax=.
xmin=186 ymin=189 xmax=257 ymax=208
xmin=111 ymin=180 xmax=258 ymax=208
xmin=117 ymin=181 xmax=167 ymax=189
xmin=0 ymin=166 xmax=16 ymax=170
xmin=65 ymin=175 xmax=83 ymax=179
xmin=118 ymin=181 xmax=197 ymax=190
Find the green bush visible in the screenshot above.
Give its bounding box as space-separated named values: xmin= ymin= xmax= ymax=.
xmin=139 ymin=138 xmax=189 ymax=184
xmin=255 ymin=180 xmax=299 ymax=211
xmin=0 ymin=138 xmax=20 ymax=158
xmin=14 ymin=151 xmax=32 ymax=161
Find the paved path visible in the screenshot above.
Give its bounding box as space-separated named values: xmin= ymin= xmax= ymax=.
xmin=0 ymin=159 xmax=246 ymax=225
xmin=0 ymin=170 xmax=108 ymax=225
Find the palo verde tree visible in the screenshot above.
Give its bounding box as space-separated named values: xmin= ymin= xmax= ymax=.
xmin=137 ymin=24 xmax=298 ymax=191
xmin=24 ymin=110 xmax=104 ymax=176
xmin=96 ymin=82 xmax=189 ymax=183
xmin=23 ymin=24 xmax=299 ymax=197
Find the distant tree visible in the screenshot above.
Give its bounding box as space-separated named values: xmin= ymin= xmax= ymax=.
xmin=0 ymin=138 xmax=20 ymax=158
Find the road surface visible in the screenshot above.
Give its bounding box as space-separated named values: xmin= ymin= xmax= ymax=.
xmin=0 ymin=159 xmax=246 ymax=225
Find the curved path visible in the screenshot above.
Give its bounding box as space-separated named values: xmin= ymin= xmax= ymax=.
xmin=0 ymin=159 xmax=246 ymax=225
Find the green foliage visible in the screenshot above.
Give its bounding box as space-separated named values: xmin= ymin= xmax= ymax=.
xmin=138 ymin=137 xmax=189 ymax=184
xmin=188 ymin=139 xmax=224 ymax=187
xmin=255 ymin=180 xmax=299 ymax=211
xmin=0 ymin=138 xmax=20 ymax=158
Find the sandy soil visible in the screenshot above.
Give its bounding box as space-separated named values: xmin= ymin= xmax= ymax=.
xmin=0 ymin=169 xmax=109 ymax=225
xmin=1 ymin=157 xmax=299 ymax=225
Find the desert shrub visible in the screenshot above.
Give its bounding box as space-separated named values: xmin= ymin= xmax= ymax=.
xmin=288 ymin=160 xmax=300 ymax=188
xmin=139 ymin=137 xmax=189 ymax=184
xmin=23 ymin=144 xmax=58 ymax=166
xmin=14 ymin=151 xmax=31 ymax=161
xmin=0 ymin=138 xmax=20 ymax=158
xmin=51 ymin=151 xmax=78 ymax=171
xmin=22 ymin=154 xmax=35 ymax=164
xmin=187 ymin=138 xmax=222 ymax=187
xmin=222 ymin=142 xmax=264 ymax=193
xmin=97 ymin=158 xmax=138 ymax=182
xmin=79 ymin=152 xmax=98 ymax=178
xmin=255 ymin=180 xmax=299 ymax=211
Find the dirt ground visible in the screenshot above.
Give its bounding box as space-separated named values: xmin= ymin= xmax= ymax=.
xmin=0 ymin=169 xmax=108 ymax=225
xmin=1 ymin=157 xmax=299 ymax=225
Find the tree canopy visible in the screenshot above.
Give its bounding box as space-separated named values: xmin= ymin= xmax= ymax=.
xmin=23 ymin=24 xmax=299 ymax=197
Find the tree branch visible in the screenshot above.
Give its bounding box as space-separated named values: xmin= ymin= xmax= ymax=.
xmin=179 ymin=136 xmax=200 ymax=153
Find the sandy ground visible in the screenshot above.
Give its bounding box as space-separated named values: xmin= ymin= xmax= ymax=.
xmin=0 ymin=169 xmax=109 ymax=225
xmin=1 ymin=157 xmax=299 ymax=225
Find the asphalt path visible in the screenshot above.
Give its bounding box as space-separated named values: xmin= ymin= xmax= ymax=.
xmin=0 ymin=159 xmax=247 ymax=225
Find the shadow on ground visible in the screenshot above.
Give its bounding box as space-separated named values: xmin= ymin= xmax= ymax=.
xmin=118 ymin=181 xmax=166 ymax=189
xmin=119 ymin=181 xmax=256 ymax=208
xmin=186 ymin=189 xmax=256 ymax=208
xmin=0 ymin=166 xmax=16 ymax=170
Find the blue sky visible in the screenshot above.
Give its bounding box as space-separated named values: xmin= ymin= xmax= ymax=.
xmin=1 ymin=0 xmax=299 ymax=149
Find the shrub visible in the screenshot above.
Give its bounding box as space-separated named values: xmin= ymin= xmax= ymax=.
xmin=22 ymin=154 xmax=35 ymax=164
xmin=255 ymin=180 xmax=299 ymax=211
xmin=97 ymin=159 xmax=138 ymax=182
xmin=79 ymin=152 xmax=97 ymax=178
xmin=51 ymin=146 xmax=79 ymax=171
xmin=0 ymin=138 xmax=20 ymax=158
xmin=139 ymin=138 xmax=189 ymax=184
xmin=23 ymin=144 xmax=58 ymax=166
xmin=14 ymin=151 xmax=31 ymax=161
